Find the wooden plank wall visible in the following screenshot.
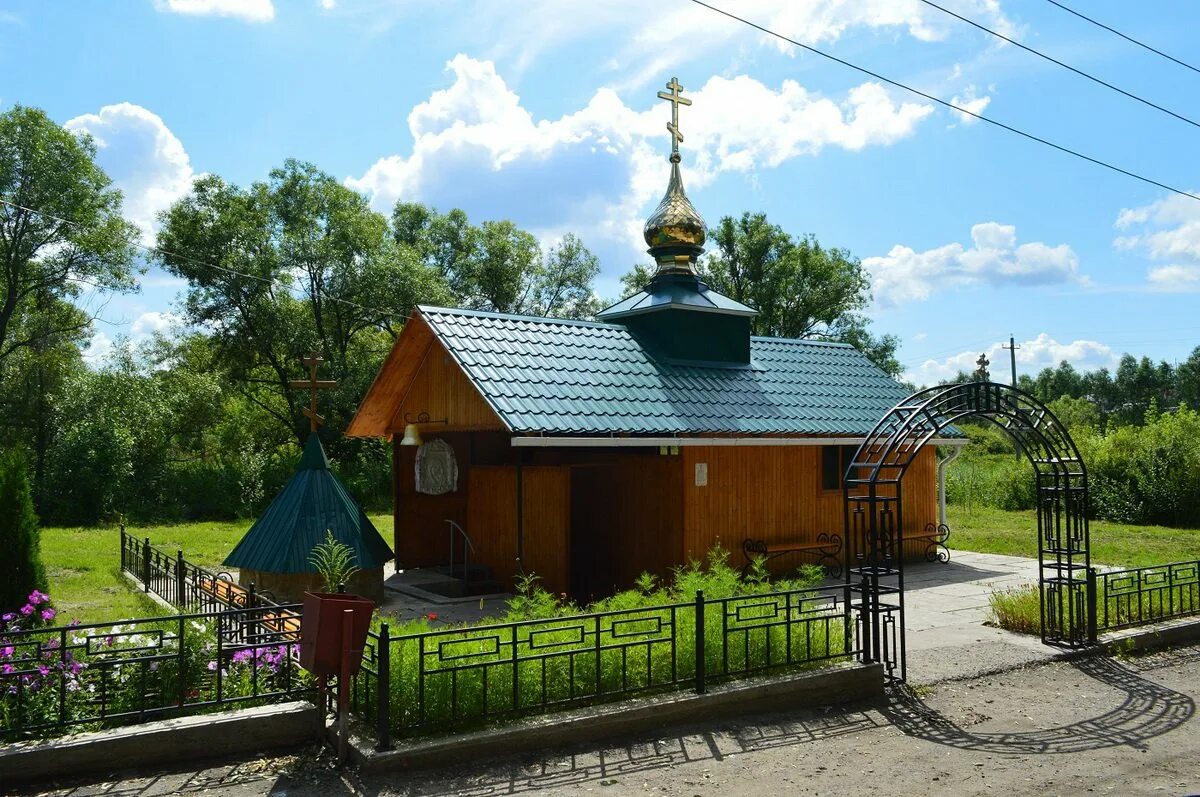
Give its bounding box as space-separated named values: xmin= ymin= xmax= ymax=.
xmin=466 ymin=466 xmax=570 ymax=595
xmin=681 ymin=446 xmax=940 ymax=570
xmin=390 ymin=340 xmax=505 ymax=434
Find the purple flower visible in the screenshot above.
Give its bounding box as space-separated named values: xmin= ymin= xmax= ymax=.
xmin=27 ymin=590 xmax=49 ymax=606
xmin=1 ymin=664 xmax=13 ymax=675
xmin=36 ymin=664 xmax=49 ymax=676
xmin=40 ymin=608 xmax=56 ymax=622
xmin=0 ymin=646 xmax=13 ymax=657
xmin=69 ymin=662 xmax=83 ymax=675
xmin=206 ymin=660 xmax=217 ymax=671
xmin=1 ymin=613 xmax=15 ymax=622
xmin=19 ymin=604 xmax=34 ymax=616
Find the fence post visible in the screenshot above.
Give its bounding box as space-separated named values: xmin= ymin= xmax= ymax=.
xmin=1086 ymin=567 xmax=1098 ymax=644
xmin=142 ymin=537 xmax=151 ymax=592
xmin=120 ymin=525 xmax=126 ymax=573
xmin=376 ymin=623 xmax=392 ymax=751
xmin=176 ymin=550 xmax=186 ymax=609
xmin=694 ymin=590 xmax=706 ymax=695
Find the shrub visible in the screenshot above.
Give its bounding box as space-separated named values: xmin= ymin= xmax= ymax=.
xmin=0 ymin=450 xmax=47 ymax=614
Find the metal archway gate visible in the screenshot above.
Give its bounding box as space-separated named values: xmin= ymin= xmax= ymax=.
xmin=844 ymin=381 xmax=1095 ymax=682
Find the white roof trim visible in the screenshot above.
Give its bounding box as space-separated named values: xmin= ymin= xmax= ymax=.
xmin=511 ymin=436 xmax=970 ymax=448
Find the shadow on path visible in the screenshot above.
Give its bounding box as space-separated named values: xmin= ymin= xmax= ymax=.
xmin=883 ymin=654 xmax=1194 ymax=755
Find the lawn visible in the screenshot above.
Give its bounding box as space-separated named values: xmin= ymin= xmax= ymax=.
xmin=40 ymin=513 xmax=395 ymax=624
xmin=947 ymin=505 xmax=1200 ymax=568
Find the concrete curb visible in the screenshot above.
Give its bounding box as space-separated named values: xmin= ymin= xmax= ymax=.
xmin=347 ymin=661 xmax=882 ymax=773
xmin=0 ymin=700 xmax=321 ymax=785
xmin=1100 ymin=616 xmax=1200 ymax=653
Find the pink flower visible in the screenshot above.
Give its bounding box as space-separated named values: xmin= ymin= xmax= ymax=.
xmin=19 ymin=604 xmax=34 ymax=616
xmin=1 ymin=664 xmax=13 ymax=675
xmin=36 ymin=665 xmax=49 ymax=676
xmin=207 ymin=661 xmax=218 ymax=671
xmin=40 ymin=608 xmax=56 ymax=622
xmin=1 ymin=613 xmax=15 ymax=622
xmin=27 ymin=590 xmax=49 ymax=605
xmin=0 ymin=646 xmax=13 ymax=657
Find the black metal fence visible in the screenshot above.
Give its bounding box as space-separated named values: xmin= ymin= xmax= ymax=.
xmin=1094 ymin=561 xmax=1200 ymax=632
xmin=352 ymin=583 xmax=856 ymax=746
xmin=0 ymin=604 xmax=311 ymax=740
xmin=120 ymin=527 xmax=281 ymax=613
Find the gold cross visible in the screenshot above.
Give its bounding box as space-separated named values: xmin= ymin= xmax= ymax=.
xmin=288 ymin=352 xmax=338 ymax=432
xmin=657 ymin=76 xmax=691 ymax=156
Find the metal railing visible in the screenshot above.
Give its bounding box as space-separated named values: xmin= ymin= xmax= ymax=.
xmin=445 ymin=519 xmax=475 ymax=580
xmin=352 ymin=583 xmax=856 ymax=746
xmin=0 ymin=604 xmax=311 ymax=741
xmin=1094 ymin=561 xmax=1200 ymax=632
xmin=120 ymin=527 xmax=284 ymax=613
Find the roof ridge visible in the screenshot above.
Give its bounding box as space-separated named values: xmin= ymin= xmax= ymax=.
xmin=750 ymin=335 xmax=854 ymax=348
xmin=418 ymin=305 xmax=623 ymax=330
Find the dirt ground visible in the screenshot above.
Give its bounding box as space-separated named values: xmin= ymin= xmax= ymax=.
xmin=18 ymin=644 xmax=1200 ymax=797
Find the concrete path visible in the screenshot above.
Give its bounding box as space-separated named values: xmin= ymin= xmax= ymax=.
xmin=902 ymin=551 xmax=1053 ymax=683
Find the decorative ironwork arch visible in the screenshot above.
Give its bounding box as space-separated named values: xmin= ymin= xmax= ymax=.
xmin=843 ymin=381 xmax=1095 ymax=681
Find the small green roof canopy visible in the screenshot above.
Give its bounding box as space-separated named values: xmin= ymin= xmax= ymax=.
xmin=224 ymin=435 xmax=393 ymax=573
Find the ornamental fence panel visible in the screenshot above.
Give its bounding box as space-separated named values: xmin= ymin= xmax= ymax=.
xmin=1094 ymin=561 xmax=1200 ymax=632
xmin=120 ymin=527 xmax=284 ymax=613
xmin=0 ymin=604 xmax=311 ymax=741
xmin=352 ymin=583 xmax=856 ymax=746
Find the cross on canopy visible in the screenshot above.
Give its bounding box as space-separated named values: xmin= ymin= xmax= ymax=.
xmin=288 ymin=351 xmax=338 ymax=432
xmin=657 ymin=76 xmax=692 ymax=156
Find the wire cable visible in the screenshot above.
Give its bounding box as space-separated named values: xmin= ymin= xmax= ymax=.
xmin=918 ymin=0 xmax=1200 ymax=130
xmin=1043 ymin=0 xmax=1200 ymax=76
xmin=685 ymin=0 xmax=1200 ymax=203
xmin=0 ymin=195 xmax=415 ymax=325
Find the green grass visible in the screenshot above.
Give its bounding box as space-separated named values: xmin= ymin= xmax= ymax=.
xmin=948 ymin=505 xmax=1200 ymax=568
xmin=40 ymin=513 xmax=394 ymax=624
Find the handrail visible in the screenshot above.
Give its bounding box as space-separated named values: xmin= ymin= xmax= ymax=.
xmin=445 ymin=519 xmax=475 ymax=579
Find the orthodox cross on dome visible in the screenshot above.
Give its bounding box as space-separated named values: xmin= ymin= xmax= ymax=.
xmin=288 ymin=351 xmax=337 ymax=433
xmin=974 ymin=353 xmax=991 ymax=382
xmin=657 ymin=76 xmax=691 ymax=161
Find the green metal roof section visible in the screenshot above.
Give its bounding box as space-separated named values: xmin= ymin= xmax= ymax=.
xmin=597 ymin=273 xmax=757 ymax=320
xmin=417 ymin=305 xmax=921 ymax=437
xmin=224 ymin=435 xmax=393 ymax=573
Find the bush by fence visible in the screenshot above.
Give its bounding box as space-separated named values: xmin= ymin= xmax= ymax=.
xmin=351 ymin=582 xmax=854 ymax=743
xmin=0 ymin=599 xmax=311 ymax=741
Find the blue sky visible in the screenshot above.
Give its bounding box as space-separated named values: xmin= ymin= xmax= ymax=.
xmin=5 ymin=0 xmax=1200 ymax=384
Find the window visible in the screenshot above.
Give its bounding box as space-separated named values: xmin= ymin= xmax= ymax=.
xmin=821 ymin=445 xmax=857 ymax=491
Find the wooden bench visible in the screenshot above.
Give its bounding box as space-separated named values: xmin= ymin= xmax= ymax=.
xmin=196 ymin=574 xmax=302 ymax=643
xmin=910 ymin=522 xmax=951 ymax=563
xmin=742 ymin=533 xmax=843 ymax=578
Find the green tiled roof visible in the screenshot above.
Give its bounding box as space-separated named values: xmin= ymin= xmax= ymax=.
xmin=418 ymin=305 xmax=918 ymax=437
xmin=224 ymin=435 xmax=394 ymax=573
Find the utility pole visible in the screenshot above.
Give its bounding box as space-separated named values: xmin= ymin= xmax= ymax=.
xmin=1002 ymin=334 xmax=1020 ymax=386
xmin=1002 ymin=334 xmax=1022 ymax=460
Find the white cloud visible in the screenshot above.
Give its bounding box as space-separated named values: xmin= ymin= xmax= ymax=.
xmin=1147 ymin=264 xmax=1200 ymax=292
xmin=948 ymin=84 xmax=991 ymax=125
xmin=319 ymin=0 xmax=335 ymax=7
xmin=426 ymin=1 xmax=1014 ymax=86
xmin=82 ymin=331 xmax=115 ymax=368
xmin=348 ymin=55 xmax=932 ymax=256
xmin=905 ymin=333 xmax=1118 ymax=386
xmin=1115 ymin=192 xmax=1200 ymax=259
xmin=154 ymin=0 xmax=274 ymax=22
xmin=865 ymin=222 xmax=1083 ymax=307
xmin=65 ymin=103 xmax=196 ymax=245
xmin=131 ymin=311 xmax=182 ymax=336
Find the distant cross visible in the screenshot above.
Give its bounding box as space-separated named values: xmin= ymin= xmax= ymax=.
xmin=975 ymin=353 xmax=991 ymax=382
xmin=288 ymin=352 xmax=338 ymax=433
xmin=657 ymin=76 xmax=692 ymax=157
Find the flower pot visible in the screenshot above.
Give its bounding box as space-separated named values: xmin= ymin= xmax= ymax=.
xmin=298 ymin=591 xmax=375 ymax=677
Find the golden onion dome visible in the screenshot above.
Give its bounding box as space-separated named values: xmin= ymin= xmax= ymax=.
xmin=644 ymin=154 xmax=706 ymax=255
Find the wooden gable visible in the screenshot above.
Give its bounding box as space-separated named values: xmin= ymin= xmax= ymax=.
xmin=346 ymin=313 xmax=506 ymax=437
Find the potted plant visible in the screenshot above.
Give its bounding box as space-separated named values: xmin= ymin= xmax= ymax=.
xmin=298 ymin=531 xmax=375 ymax=677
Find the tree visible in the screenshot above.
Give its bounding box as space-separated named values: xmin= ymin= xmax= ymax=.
xmin=1179 ymin=346 xmax=1200 ymax=410
xmin=391 ymin=202 xmax=601 ymax=319
xmin=0 ymin=105 xmax=139 ymax=373
xmin=0 ymin=447 xmax=46 ymax=613
xmin=620 ymin=212 xmax=900 ymax=375
xmin=157 ymin=161 xmax=445 ymax=444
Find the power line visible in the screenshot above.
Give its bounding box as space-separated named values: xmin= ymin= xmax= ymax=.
xmin=1043 ymin=0 xmax=1200 ymax=76
xmin=918 ymin=0 xmax=1200 ymax=130
xmin=685 ymin=0 xmax=1200 ymax=204
xmin=0 ymin=196 xmax=415 ymax=326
